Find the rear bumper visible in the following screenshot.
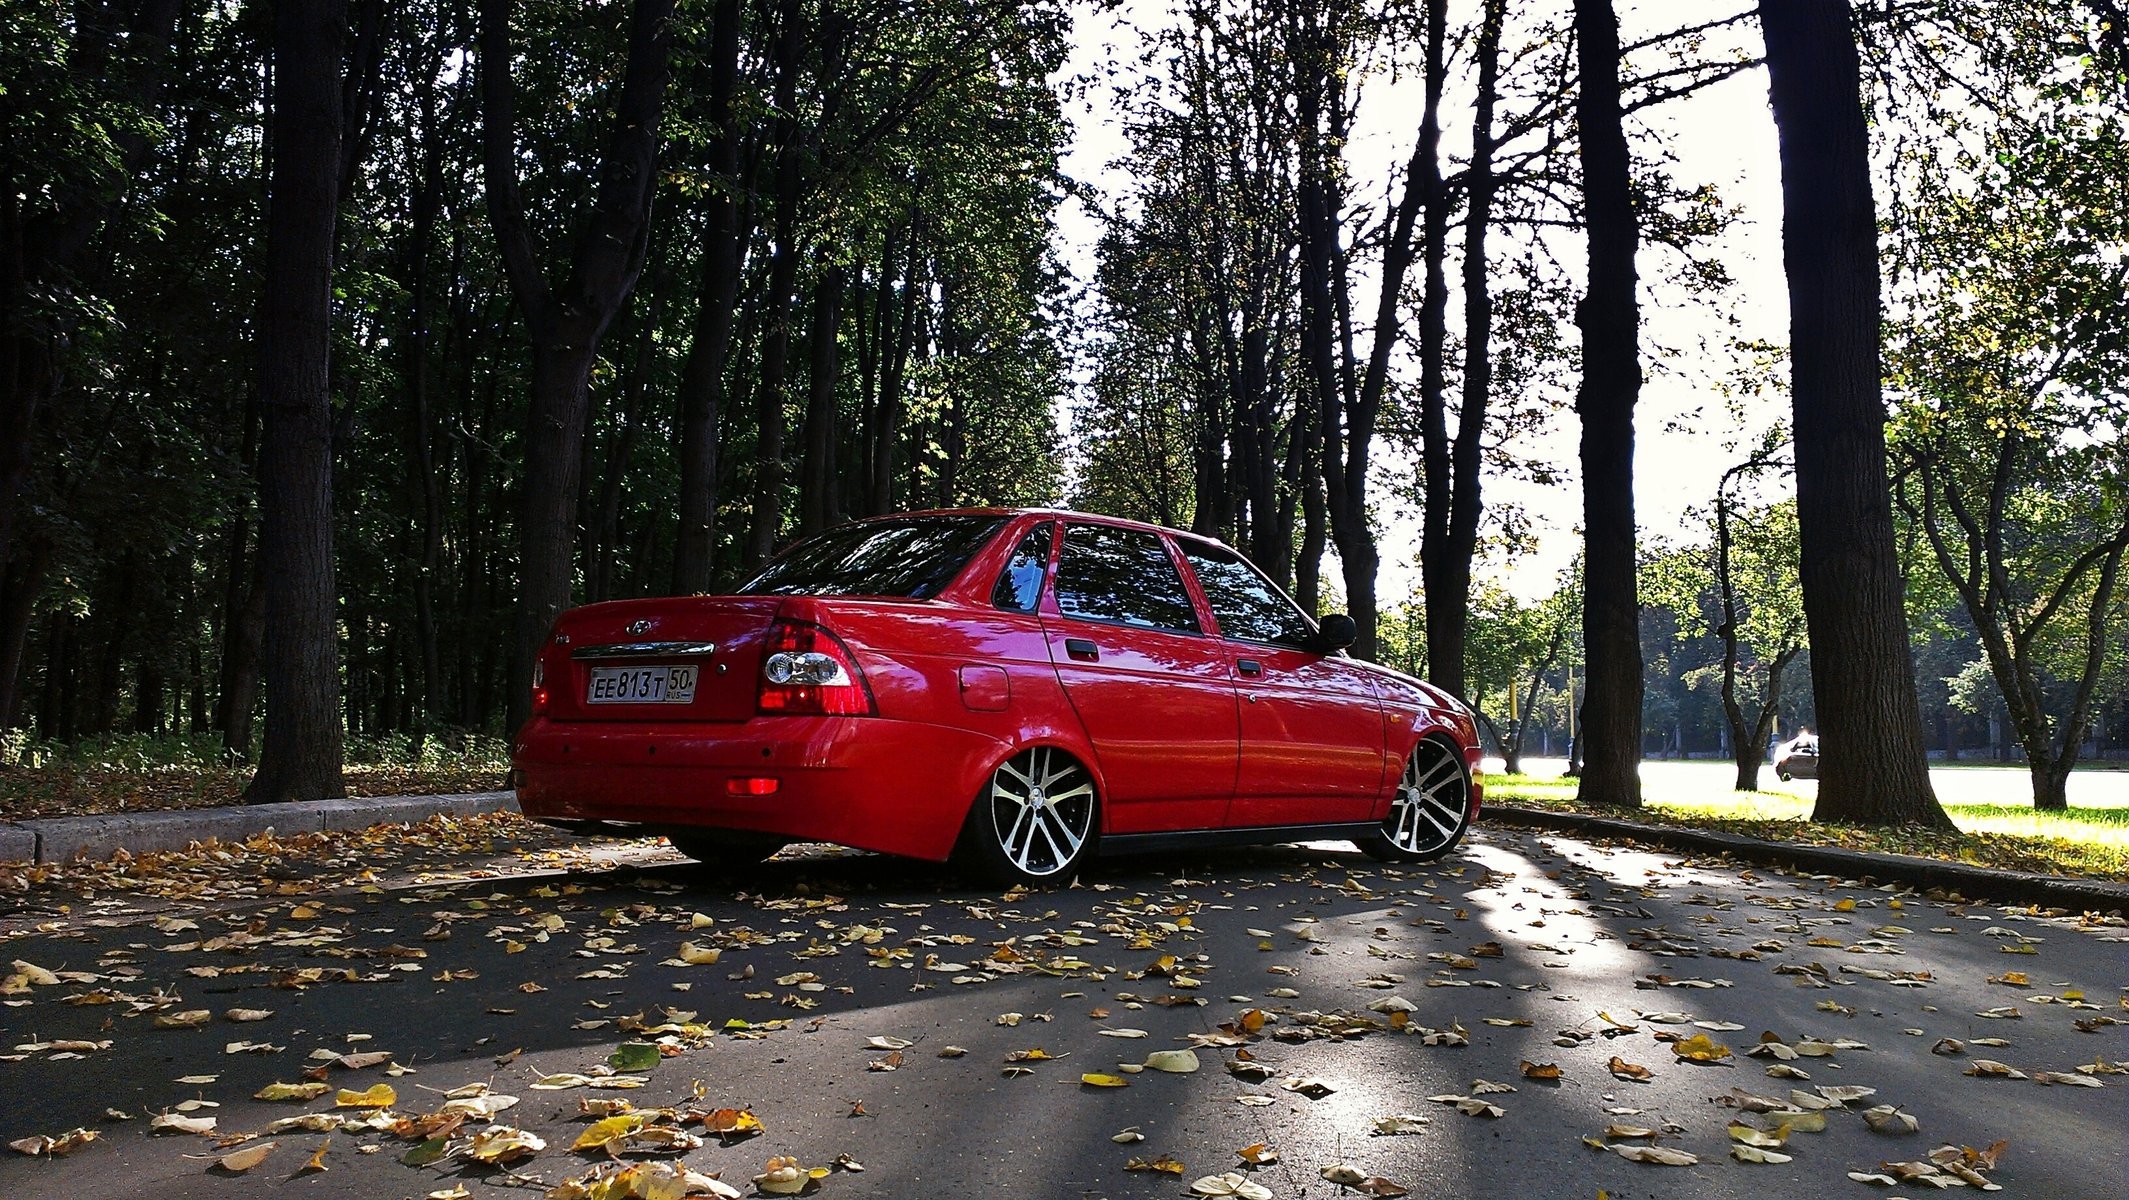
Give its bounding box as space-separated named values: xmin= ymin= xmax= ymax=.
xmin=511 ymin=714 xmax=1005 ymax=862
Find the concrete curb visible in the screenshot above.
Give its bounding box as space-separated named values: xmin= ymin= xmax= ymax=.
xmin=0 ymin=791 xmax=519 ymax=865
xmin=1482 ymin=803 xmax=2129 ymax=913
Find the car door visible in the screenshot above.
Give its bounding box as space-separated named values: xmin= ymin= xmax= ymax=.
xmin=1175 ymin=538 xmax=1387 ymax=828
xmin=1041 ymin=522 xmax=1239 ymax=834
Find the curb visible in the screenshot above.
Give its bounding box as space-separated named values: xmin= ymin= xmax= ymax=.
xmin=1481 ymin=804 xmax=2129 ymax=913
xmin=0 ymin=791 xmax=520 ymax=865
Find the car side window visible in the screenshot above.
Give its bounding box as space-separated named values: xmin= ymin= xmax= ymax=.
xmin=1178 ymin=540 xmax=1314 ymax=647
xmin=1054 ymin=525 xmax=1200 ymax=634
xmin=991 ymin=523 xmax=1053 ymax=613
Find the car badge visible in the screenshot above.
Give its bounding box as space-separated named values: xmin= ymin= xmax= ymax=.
xmin=627 ymin=619 xmax=654 ymax=636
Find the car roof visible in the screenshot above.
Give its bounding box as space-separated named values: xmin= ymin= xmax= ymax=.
xmin=859 ymin=507 xmax=1221 ymax=545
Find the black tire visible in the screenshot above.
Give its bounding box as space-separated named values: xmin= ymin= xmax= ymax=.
xmin=665 ymin=830 xmax=788 ymax=866
xmin=1358 ymin=739 xmax=1473 ymax=863
xmin=957 ymin=746 xmax=1098 ymax=886
xmin=1777 ymin=770 xmax=1793 ymax=782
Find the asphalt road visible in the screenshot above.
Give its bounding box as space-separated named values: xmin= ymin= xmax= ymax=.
xmin=2 ymin=816 xmax=2124 ymax=1200
xmin=1506 ymin=756 xmax=2129 ymax=809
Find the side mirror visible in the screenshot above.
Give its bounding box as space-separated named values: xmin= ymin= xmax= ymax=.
xmin=1309 ymin=613 xmax=1357 ymax=654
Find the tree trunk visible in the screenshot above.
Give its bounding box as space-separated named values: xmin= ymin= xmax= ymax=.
xmin=0 ymin=541 xmax=50 ymax=729
xmin=746 ymin=0 xmax=806 ymax=567
xmin=797 ymin=259 xmax=845 ymax=536
xmin=1761 ymin=0 xmax=1949 ymax=827
xmin=1423 ymin=0 xmax=1505 ymax=701
xmin=1573 ymin=0 xmax=1645 ymax=809
xmin=670 ymin=0 xmax=747 ymax=593
xmin=485 ymin=0 xmax=675 ymax=732
xmin=245 ymin=0 xmax=348 ymax=803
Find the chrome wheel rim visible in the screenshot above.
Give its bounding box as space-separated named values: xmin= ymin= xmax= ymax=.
xmin=1385 ymin=741 xmax=1466 ymax=855
xmin=987 ymin=747 xmax=1095 ymax=878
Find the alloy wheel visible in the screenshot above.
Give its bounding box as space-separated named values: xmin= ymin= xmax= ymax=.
xmin=1380 ymin=740 xmax=1469 ymax=858
xmin=985 ymin=746 xmax=1096 ymax=879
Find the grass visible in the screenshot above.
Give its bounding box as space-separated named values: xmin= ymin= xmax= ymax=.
xmin=0 ymin=731 xmax=511 ymax=821
xmin=1483 ymin=771 xmax=2129 ymax=884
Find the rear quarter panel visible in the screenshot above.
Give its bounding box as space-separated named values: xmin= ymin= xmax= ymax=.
xmin=797 ymin=597 xmax=1105 ymax=841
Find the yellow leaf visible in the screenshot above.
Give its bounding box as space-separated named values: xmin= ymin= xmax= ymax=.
xmin=300 ymin=1140 xmax=330 ymax=1173
xmin=700 ymin=1107 xmax=764 ymax=1139
xmin=677 ymin=942 xmax=722 ymax=965
xmin=1126 ymin=1156 xmax=1186 ymax=1175
xmin=1833 ymin=899 xmax=1857 ymax=912
xmin=1673 ymin=1034 xmax=1733 ymax=1063
xmin=572 ymin=1113 xmax=646 ymax=1152
xmin=334 ymin=1084 xmax=396 ymax=1108
xmin=215 ymin=1142 xmax=277 ymax=1172
xmin=255 ymin=1081 xmax=331 ymax=1102
xmin=1080 ymin=1073 xmax=1131 ymax=1088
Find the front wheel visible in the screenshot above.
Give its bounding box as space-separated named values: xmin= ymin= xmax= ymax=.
xmin=1359 ymin=740 xmax=1472 ymax=863
xmin=959 ymin=746 xmax=1098 ymax=886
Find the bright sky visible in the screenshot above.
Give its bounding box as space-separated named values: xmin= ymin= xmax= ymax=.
xmin=1053 ymin=1 xmax=1798 ymax=605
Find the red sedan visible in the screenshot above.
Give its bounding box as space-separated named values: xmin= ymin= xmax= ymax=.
xmin=513 ymin=509 xmax=1481 ymax=884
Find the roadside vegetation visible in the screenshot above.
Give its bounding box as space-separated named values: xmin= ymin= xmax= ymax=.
xmin=0 ymin=733 xmax=508 ymax=822
xmin=1484 ymin=771 xmax=2129 ymax=883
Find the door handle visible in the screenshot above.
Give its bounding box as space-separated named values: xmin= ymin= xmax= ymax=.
xmin=1064 ymin=637 xmax=1099 ymax=661
xmin=1236 ymin=658 xmax=1263 ymax=676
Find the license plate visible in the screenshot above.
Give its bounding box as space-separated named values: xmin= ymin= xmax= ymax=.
xmin=586 ymin=665 xmax=699 ymax=705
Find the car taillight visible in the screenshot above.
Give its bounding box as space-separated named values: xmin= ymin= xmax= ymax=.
xmin=758 ymin=620 xmax=875 ymax=715
xmin=532 ymin=656 xmax=549 ymax=714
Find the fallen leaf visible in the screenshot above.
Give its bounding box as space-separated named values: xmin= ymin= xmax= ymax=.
xmin=1080 ymin=1073 xmax=1130 ymax=1088
xmin=1730 ymin=1145 xmax=1793 ymax=1164
xmin=9 ymin=1129 xmax=99 ymax=1157
xmin=1145 ymin=1049 xmax=1201 ymax=1073
xmin=754 ymin=1155 xmax=828 ymax=1196
xmin=1190 ymin=1170 xmax=1273 ymax=1199
xmin=1672 ymin=1034 xmax=1733 ymax=1063
xmin=1126 ymin=1155 xmax=1186 ymax=1175
xmin=334 ymin=1084 xmax=396 ymax=1108
xmin=462 ymin=1126 xmax=545 ymax=1165
xmin=1519 ymin=1061 xmax=1562 ymax=1080
xmin=1611 ymin=1144 xmax=1697 ymax=1165
xmin=213 ymin=1142 xmax=277 ymax=1172
xmin=1863 ymin=1105 xmax=1920 ymax=1133
xmin=1608 ymin=1056 xmax=1653 ymax=1082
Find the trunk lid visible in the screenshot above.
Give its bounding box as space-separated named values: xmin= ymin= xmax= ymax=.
xmin=542 ymin=597 xmax=784 ymax=723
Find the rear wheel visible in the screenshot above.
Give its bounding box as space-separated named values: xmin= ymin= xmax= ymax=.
xmin=960 ymin=746 xmax=1097 ymax=886
xmin=666 ymin=830 xmax=788 ymax=866
xmin=1359 ymin=740 xmax=1472 ymax=863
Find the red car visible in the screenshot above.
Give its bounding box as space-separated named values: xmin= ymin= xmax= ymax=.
xmin=513 ymin=509 xmax=1481 ymax=884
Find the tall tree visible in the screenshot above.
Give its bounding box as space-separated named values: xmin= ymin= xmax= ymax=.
xmin=670 ymin=0 xmax=751 ymax=595
xmin=1761 ymin=0 xmax=1950 ymax=827
xmin=1571 ymin=0 xmax=1644 ymax=808
xmin=482 ymin=0 xmax=675 ymax=732
xmin=245 ymin=0 xmax=351 ymax=803
xmin=1418 ymin=0 xmax=1507 ymax=700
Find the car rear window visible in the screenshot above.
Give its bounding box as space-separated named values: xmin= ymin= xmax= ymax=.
xmin=737 ymin=516 xmax=1008 ymax=599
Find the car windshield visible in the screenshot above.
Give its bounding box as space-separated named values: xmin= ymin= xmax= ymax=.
xmin=737 ymin=516 xmax=1007 ymax=599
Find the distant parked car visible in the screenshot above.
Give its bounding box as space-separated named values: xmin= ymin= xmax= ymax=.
xmin=511 ymin=508 xmax=1483 ymax=884
xmin=1775 ymin=733 xmax=1819 ymax=782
